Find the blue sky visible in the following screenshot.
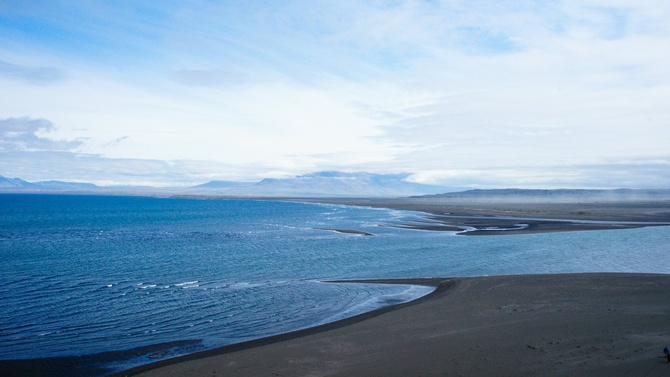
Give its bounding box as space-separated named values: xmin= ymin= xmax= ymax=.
xmin=1 ymin=0 xmax=669 ymax=188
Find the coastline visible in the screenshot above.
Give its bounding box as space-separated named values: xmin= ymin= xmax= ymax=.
xmin=113 ymin=198 xmax=670 ymax=376
xmin=110 ymin=278 xmax=447 ymax=377
xmin=4 ymin=196 xmax=669 ymax=376
xmin=117 ymin=273 xmax=670 ymax=376
xmin=296 ymin=197 xmax=670 ymax=235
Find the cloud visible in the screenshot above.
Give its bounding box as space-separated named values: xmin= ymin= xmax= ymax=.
xmin=407 ymin=158 xmax=670 ymax=189
xmin=171 ymin=69 xmax=251 ymax=88
xmin=102 ymin=136 xmax=129 ymax=147
xmin=0 ymin=149 xmax=265 ymax=186
xmin=0 ymin=117 xmax=82 ymax=151
xmin=454 ymin=26 xmax=521 ymax=55
xmin=1 ymin=1 xmax=669 ymax=188
xmin=0 ymin=60 xmax=64 ymax=85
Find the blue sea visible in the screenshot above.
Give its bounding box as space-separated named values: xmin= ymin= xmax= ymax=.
xmin=1 ymin=194 xmax=669 ymax=376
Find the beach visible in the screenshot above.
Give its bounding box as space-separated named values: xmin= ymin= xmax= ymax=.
xmin=4 ymin=196 xmax=669 ymax=377
xmin=299 ymin=198 xmax=670 ymax=235
xmin=118 ymin=273 xmax=670 ymax=377
xmin=113 ymin=198 xmax=670 ymax=376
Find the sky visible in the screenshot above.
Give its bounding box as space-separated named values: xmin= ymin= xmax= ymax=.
xmin=1 ymin=0 xmax=669 ymax=188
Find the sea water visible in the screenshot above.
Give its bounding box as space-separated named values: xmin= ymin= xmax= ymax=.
xmin=1 ymin=194 xmax=669 ymax=376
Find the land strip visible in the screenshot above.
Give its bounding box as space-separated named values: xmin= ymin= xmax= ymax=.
xmin=299 ymin=197 xmax=670 ymax=235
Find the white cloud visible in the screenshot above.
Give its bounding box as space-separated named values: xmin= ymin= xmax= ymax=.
xmin=0 ymin=1 xmax=669 ymax=187
xmin=0 ymin=150 xmax=271 ymax=186
xmin=171 ymin=69 xmax=252 ymax=89
xmin=0 ymin=117 xmax=82 ymax=151
xmin=0 ymin=60 xmax=64 ymax=85
xmin=407 ymin=158 xmax=670 ymax=189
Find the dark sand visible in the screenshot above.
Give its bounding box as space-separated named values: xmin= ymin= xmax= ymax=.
xmin=314 ymin=228 xmax=374 ymax=236
xmin=119 ymin=273 xmax=670 ymax=377
xmin=300 ymin=198 xmax=670 ymax=235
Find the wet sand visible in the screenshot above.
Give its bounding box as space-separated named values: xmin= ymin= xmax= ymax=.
xmin=118 ymin=273 xmax=670 ymax=377
xmin=301 ymin=198 xmax=670 ymax=235
xmin=314 ymin=228 xmax=374 ymax=236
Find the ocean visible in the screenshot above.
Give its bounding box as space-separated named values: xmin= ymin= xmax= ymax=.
xmin=1 ymin=194 xmax=669 ymax=376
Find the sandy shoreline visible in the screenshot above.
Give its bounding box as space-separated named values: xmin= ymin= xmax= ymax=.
xmin=298 ymin=198 xmax=670 ymax=235
xmin=5 ymin=198 xmax=669 ymax=376
xmin=113 ymin=273 xmax=670 ymax=377
xmin=115 ymin=199 xmax=670 ymax=376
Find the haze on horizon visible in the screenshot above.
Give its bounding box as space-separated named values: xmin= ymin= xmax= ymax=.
xmin=1 ymin=1 xmax=669 ymax=189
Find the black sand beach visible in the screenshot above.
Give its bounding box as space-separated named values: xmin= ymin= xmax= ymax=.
xmin=6 ymin=197 xmax=669 ymax=377
xmin=107 ymin=198 xmax=670 ymax=376
xmin=301 ymin=197 xmax=670 ymax=235
xmin=117 ymin=273 xmax=670 ymax=377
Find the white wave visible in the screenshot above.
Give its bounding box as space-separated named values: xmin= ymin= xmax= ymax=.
xmin=175 ymin=281 xmax=199 ymax=287
xmin=228 ymin=282 xmax=266 ymax=290
xmin=316 ymin=283 xmax=435 ymax=325
xmin=174 ymin=281 xmax=200 ymax=289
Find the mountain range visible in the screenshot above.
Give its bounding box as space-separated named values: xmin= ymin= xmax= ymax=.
xmin=0 ymin=176 xmax=98 ymax=190
xmin=3 ymin=173 xmax=670 ymax=199
xmin=0 ymin=172 xmax=454 ymax=197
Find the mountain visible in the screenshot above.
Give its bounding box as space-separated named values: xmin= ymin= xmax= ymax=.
xmin=253 ymin=171 xmax=448 ymax=196
xmin=32 ymin=180 xmax=99 ymax=189
xmin=0 ymin=176 xmax=99 ymax=191
xmin=416 ymin=188 xmax=670 ymax=202
xmin=8 ymin=173 xmax=667 ymax=199
xmin=0 ymin=172 xmax=453 ymax=197
xmin=189 ymin=171 xmax=453 ymax=197
xmin=192 ymin=181 xmax=254 ymax=189
xmin=0 ymin=176 xmax=34 ymax=188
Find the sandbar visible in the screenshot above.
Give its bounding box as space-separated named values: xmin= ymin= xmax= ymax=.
xmin=300 ymin=198 xmax=670 ymax=235
xmin=314 ymin=228 xmax=374 ymax=236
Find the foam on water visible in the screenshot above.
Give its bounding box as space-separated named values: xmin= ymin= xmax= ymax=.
xmin=315 ymin=283 xmax=435 ymax=325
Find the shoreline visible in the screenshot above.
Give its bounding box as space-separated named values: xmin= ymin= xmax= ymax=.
xmin=4 ymin=197 xmax=670 ymax=376
xmin=109 ymin=278 xmax=447 ymax=377
xmin=0 ymin=279 xmax=444 ymax=377
xmin=116 ymin=273 xmax=670 ymax=376
xmin=296 ymin=197 xmax=670 ymax=235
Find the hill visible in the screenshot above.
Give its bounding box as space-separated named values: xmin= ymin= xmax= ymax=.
xmin=416 ymin=188 xmax=670 ymax=202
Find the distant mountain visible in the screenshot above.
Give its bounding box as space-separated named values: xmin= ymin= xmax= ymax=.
xmin=0 ymin=176 xmax=34 ymax=188
xmin=249 ymin=171 xmax=448 ymax=197
xmin=0 ymin=175 xmax=99 ymax=191
xmin=9 ymin=173 xmax=667 ymax=200
xmin=188 ymin=172 xmax=454 ymax=197
xmin=32 ymin=180 xmax=99 ymax=189
xmin=192 ymin=181 xmax=253 ymax=189
xmin=0 ymin=172 xmax=454 ymax=197
xmin=416 ymin=188 xmax=670 ymax=202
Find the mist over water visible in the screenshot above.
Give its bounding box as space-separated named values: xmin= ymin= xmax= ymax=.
xmin=1 ymin=194 xmax=668 ymax=375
